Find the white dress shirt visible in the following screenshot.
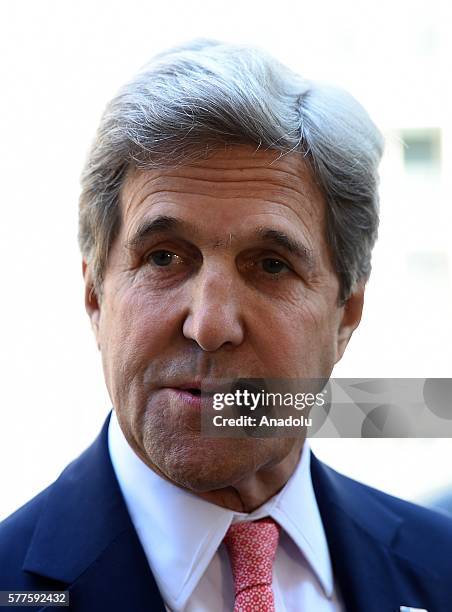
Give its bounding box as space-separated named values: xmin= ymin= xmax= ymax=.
xmin=108 ymin=410 xmax=343 ymax=611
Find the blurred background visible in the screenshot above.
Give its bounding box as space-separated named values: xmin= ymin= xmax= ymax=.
xmin=0 ymin=0 xmax=451 ymax=520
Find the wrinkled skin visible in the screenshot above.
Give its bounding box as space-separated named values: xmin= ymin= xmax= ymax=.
xmin=83 ymin=145 xmax=364 ymax=511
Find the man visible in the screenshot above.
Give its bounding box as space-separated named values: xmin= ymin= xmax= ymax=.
xmin=1 ymin=39 xmax=451 ymax=612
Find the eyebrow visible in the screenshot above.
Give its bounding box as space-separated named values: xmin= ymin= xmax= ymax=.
xmin=125 ymin=215 xmax=316 ymax=271
xmin=255 ymin=227 xmax=315 ymax=272
xmin=125 ymin=215 xmax=187 ymax=251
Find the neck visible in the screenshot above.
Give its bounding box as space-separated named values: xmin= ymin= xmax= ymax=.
xmin=196 ymin=440 xmax=304 ymax=512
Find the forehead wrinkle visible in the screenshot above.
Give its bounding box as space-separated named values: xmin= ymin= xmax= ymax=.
xmin=122 ymin=182 xmax=324 ymax=239
xmin=124 ymin=194 xmax=324 ymax=250
xmin=120 ymin=155 xmax=328 ymax=255
xmin=122 ymin=157 xmax=322 ymax=212
xmin=128 ymin=168 xmax=317 ymax=196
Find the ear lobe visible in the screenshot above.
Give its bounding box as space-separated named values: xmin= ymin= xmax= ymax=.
xmin=82 ymin=259 xmax=101 ymax=350
xmin=335 ymin=282 xmax=365 ymax=363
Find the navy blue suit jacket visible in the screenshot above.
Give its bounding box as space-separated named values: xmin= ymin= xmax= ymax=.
xmin=1 ymin=412 xmax=452 ymax=612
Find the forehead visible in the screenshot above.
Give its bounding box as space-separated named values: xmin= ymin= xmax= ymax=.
xmin=119 ymin=145 xmax=327 ymax=240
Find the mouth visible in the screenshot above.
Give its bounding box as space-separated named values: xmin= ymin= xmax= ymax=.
xmin=164 ymin=382 xmax=218 ymax=397
xmin=175 ymin=382 xmax=202 ymax=395
xmin=181 ymin=387 xmax=202 ymax=396
xmin=160 ymin=384 xmax=209 ymax=409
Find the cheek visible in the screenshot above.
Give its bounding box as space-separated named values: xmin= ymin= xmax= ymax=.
xmin=251 ymin=294 xmax=338 ymax=376
xmin=99 ymin=288 xmax=179 ymax=400
xmin=298 ymin=299 xmax=340 ymax=372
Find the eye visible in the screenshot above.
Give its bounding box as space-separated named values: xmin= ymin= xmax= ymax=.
xmin=146 ymin=250 xmax=181 ymax=267
xmin=261 ymin=258 xmax=290 ymax=275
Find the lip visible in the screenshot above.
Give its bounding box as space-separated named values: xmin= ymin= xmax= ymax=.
xmin=162 ymin=387 xmax=204 ymax=408
xmin=163 ymin=380 xmax=221 ymax=394
xmin=176 ymin=382 xmax=203 ymax=391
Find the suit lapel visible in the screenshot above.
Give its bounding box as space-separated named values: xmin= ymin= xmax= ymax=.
xmin=22 ymin=412 xmax=166 ymax=612
xmin=310 ymin=453 xmax=438 ymax=612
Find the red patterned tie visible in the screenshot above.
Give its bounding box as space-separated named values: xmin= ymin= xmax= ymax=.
xmin=223 ymin=517 xmax=281 ymax=612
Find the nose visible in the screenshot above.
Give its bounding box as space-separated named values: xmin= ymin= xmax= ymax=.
xmin=182 ymin=263 xmax=245 ymax=352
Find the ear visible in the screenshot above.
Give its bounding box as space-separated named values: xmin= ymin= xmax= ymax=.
xmin=82 ymin=259 xmax=101 ymax=350
xmin=335 ymin=282 xmax=365 ymax=364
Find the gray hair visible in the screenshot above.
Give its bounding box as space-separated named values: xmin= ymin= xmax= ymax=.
xmin=79 ymin=39 xmax=383 ymax=303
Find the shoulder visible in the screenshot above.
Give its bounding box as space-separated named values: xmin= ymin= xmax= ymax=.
xmin=312 ymin=454 xmax=452 ymax=567
xmin=0 ymin=485 xmax=53 ymax=587
xmin=0 ymin=413 xmax=128 ymax=590
xmin=0 ymin=421 xmax=105 ymax=585
xmin=0 ymin=485 xmax=50 ymax=542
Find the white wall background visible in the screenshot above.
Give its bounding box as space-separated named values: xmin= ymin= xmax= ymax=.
xmin=1 ymin=0 xmax=451 ymax=520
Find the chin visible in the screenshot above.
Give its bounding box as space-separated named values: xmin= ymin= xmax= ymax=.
xmin=159 ymin=439 xmax=266 ymax=493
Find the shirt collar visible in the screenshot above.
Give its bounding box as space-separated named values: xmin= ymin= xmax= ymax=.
xmin=108 ymin=409 xmax=334 ymax=610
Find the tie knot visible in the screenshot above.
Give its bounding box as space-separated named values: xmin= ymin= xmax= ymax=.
xmin=223 ymin=517 xmax=280 ymax=596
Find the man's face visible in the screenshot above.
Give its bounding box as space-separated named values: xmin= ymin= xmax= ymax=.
xmin=84 ymin=145 xmax=362 ymax=493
